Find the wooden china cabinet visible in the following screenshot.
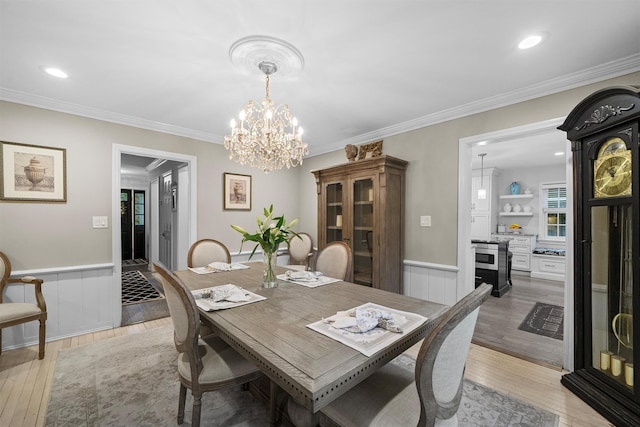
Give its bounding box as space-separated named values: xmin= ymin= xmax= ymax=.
xmin=558 ymin=86 xmax=640 ymax=426
xmin=312 ymin=155 xmax=407 ymax=293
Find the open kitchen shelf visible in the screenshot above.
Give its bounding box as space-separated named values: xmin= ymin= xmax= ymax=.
xmin=499 ymin=212 xmax=534 ymax=216
xmin=499 ymin=194 xmax=534 ymax=199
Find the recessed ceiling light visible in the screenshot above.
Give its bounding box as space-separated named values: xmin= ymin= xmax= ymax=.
xmin=42 ymin=67 xmax=68 ymax=79
xmin=477 ymin=140 xmax=488 ymax=146
xmin=518 ymin=35 xmax=543 ymax=50
xmin=554 ymin=151 xmax=564 ymax=156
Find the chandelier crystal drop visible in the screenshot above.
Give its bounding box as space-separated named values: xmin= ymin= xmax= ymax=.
xmin=224 ymin=61 xmax=307 ymax=173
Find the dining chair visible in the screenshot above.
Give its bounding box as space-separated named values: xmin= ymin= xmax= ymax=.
xmin=282 ymin=232 xmax=314 ymax=271
xmin=320 ymin=283 xmax=492 ymax=427
xmin=187 ymin=239 xmax=231 ymax=268
xmin=0 ymin=251 xmax=47 ymax=359
xmin=153 ymin=263 xmax=262 ymax=427
xmin=313 ymin=241 xmax=353 ymax=282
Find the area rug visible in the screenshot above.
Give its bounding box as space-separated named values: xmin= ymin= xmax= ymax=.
xmin=518 ymin=302 xmax=564 ymax=341
xmin=121 ymin=270 xmax=164 ymax=305
xmin=45 ymin=326 xmax=559 ymax=427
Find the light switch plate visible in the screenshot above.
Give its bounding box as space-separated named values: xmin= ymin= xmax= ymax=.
xmin=420 ymin=215 xmax=431 ymax=227
xmin=92 ymin=216 xmax=108 ymax=228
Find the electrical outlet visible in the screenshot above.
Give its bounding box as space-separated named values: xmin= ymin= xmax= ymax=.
xmin=420 ymin=215 xmax=431 ymax=227
xmin=92 ymin=216 xmax=108 ymax=228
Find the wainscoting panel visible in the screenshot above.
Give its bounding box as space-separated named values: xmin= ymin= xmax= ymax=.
xmin=403 ymin=261 xmax=459 ymax=306
xmin=3 ymin=264 xmax=115 ymax=353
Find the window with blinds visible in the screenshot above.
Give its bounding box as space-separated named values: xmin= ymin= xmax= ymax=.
xmin=541 ymin=183 xmax=567 ymax=240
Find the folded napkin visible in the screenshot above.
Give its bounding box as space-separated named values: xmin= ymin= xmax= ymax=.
xmin=194 ymin=285 xmax=249 ymax=303
xmin=208 ymin=262 xmax=235 ymax=271
xmin=325 ymin=307 xmax=403 ymax=333
xmin=285 ymin=270 xmax=322 ymax=281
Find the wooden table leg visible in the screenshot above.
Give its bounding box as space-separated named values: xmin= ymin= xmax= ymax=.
xmin=269 ymin=380 xmax=278 ymax=427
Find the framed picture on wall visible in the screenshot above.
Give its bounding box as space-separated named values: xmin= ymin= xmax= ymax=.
xmin=223 ymin=173 xmax=251 ymax=210
xmin=0 ymin=141 xmax=67 ymax=202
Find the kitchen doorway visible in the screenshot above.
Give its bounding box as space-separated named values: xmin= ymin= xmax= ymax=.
xmin=457 ymin=118 xmax=574 ymax=370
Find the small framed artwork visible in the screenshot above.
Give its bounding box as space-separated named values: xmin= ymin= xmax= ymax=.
xmin=224 ymin=173 xmax=251 ymax=210
xmin=1 ymin=141 xmax=67 ymax=202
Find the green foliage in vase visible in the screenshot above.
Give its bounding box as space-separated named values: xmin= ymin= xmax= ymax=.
xmin=231 ymin=204 xmax=300 ymax=259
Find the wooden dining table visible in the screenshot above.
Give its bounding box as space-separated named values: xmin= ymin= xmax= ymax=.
xmin=174 ymin=262 xmax=448 ymax=424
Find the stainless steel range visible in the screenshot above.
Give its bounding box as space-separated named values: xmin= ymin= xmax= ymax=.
xmin=472 ymin=240 xmax=510 ymax=297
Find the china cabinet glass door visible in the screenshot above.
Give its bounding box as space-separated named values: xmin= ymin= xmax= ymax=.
xmin=352 ymin=178 xmax=374 ymax=286
xmin=325 ymin=182 xmax=343 ymax=244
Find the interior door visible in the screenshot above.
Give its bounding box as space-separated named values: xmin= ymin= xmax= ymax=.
xmin=159 ymin=172 xmax=173 ymax=269
xmin=120 ymin=189 xmax=133 ymax=260
xmin=133 ymin=190 xmax=146 ymax=260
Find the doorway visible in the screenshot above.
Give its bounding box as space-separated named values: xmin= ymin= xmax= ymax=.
xmin=112 ymin=144 xmax=198 ymax=327
xmin=121 ymin=189 xmax=147 ymax=262
xmin=457 ymin=118 xmax=574 ymax=370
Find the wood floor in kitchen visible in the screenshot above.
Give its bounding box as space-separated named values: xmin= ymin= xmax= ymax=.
xmin=473 ymin=274 xmax=565 ymax=369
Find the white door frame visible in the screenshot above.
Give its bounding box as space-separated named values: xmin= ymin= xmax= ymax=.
xmin=457 ymin=117 xmax=574 ymax=370
xmin=112 ymin=144 xmax=197 ymax=326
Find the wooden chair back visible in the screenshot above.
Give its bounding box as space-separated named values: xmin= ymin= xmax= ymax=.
xmin=415 ymin=283 xmax=492 ymax=425
xmin=314 ymin=241 xmax=353 ymax=281
xmin=187 ymin=239 xmax=231 ymax=268
xmin=0 ymin=251 xmax=47 ymax=359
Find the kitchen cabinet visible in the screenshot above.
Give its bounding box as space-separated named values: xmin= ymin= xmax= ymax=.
xmin=492 ymin=234 xmax=536 ymax=272
xmin=471 ymin=168 xmax=499 ymax=240
xmin=312 ymin=155 xmax=407 ymax=293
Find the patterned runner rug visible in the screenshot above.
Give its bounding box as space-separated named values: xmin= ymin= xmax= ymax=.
xmin=45 ymin=326 xmax=559 ymax=426
xmin=518 ymin=302 xmax=564 ymax=340
xmin=121 ymin=270 xmax=164 ymax=305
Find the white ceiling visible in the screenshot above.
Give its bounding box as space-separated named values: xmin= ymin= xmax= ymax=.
xmin=1 ymin=0 xmax=640 ymax=164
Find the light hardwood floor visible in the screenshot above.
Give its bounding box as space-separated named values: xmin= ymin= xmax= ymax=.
xmin=473 ymin=274 xmax=565 ymax=368
xmin=1 ymin=317 xmax=611 ymax=426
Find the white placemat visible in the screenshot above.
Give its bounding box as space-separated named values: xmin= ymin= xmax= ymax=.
xmin=188 ymin=262 xmax=250 ymax=275
xmin=307 ymin=302 xmax=428 ymax=356
xmin=277 ymin=273 xmax=341 ymax=288
xmin=191 ymin=284 xmax=265 ymax=311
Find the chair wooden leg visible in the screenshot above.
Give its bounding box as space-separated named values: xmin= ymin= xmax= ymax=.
xmin=192 ymin=393 xmax=202 ymax=427
xmin=38 ymin=319 xmax=46 ymax=359
xmin=177 ymin=383 xmax=187 ymax=424
xmin=0 ymin=329 xmax=3 ymax=357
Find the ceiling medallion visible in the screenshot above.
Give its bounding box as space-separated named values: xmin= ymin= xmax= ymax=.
xmin=224 ymin=36 xmax=307 ymax=173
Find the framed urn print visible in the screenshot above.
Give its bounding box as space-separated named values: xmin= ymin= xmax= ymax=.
xmin=0 ymin=141 xmax=67 ymax=202
xmin=223 ymin=173 xmax=251 ymax=210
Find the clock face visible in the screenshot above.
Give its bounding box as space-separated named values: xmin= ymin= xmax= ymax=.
xmin=594 ymin=148 xmax=632 ymax=198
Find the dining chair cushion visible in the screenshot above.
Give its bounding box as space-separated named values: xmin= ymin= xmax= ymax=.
xmin=314 ymin=241 xmax=352 ymax=281
xmin=0 ymin=303 xmax=42 ymax=323
xmin=177 ymin=335 xmax=259 ymax=385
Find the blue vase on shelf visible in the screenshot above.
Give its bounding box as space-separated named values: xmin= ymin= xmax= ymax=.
xmin=510 ymin=182 xmax=520 ymax=195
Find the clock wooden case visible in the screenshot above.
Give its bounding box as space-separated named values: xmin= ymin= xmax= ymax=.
xmin=558 ymin=86 xmax=640 ymax=426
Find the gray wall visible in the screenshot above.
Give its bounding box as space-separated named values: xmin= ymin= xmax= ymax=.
xmin=1 ymin=71 xmax=638 ymax=270
xmin=0 ymin=102 xmax=299 ymax=270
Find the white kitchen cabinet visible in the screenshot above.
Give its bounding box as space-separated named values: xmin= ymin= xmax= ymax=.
xmin=492 ymin=234 xmax=536 ymax=272
xmin=471 ymin=168 xmax=499 ymax=240
xmin=531 ymin=254 xmax=566 ymax=282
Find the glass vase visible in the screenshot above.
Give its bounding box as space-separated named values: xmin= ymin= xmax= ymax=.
xmin=262 ymin=250 xmax=278 ymax=288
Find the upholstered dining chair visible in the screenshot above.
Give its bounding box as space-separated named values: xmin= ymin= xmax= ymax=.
xmin=187 ymin=239 xmax=231 ymax=268
xmin=321 ymin=283 xmax=492 ymax=427
xmin=0 ymin=251 xmax=47 ymax=359
xmin=153 ymin=263 xmax=262 ymax=427
xmin=313 ymin=241 xmax=353 ymax=282
xmin=281 ymin=232 xmax=314 ymax=271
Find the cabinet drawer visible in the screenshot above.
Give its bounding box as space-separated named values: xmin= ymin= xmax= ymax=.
xmin=509 ymin=244 xmax=530 ymax=254
xmin=512 ymin=253 xmax=531 ymax=270
xmin=512 ymin=236 xmax=533 ymax=246
xmin=538 ymin=257 xmax=566 ymax=274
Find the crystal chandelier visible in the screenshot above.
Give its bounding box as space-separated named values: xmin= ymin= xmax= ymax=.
xmin=224 ymin=61 xmax=307 ymax=173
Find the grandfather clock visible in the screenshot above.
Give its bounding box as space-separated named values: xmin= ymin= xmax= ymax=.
xmin=559 ymin=86 xmax=640 ymax=426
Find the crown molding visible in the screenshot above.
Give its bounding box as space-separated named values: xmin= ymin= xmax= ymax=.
xmin=2 ymin=53 xmax=639 ymax=157
xmin=312 ymin=53 xmax=640 ymax=156
xmin=0 ymin=88 xmax=224 ymax=143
